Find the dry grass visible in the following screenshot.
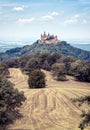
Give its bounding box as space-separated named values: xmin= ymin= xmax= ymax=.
xmin=8 ymin=68 xmax=90 ymax=130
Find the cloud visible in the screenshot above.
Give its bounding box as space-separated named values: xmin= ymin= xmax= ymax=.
xmin=17 ymin=18 xmax=35 ymax=24
xmin=40 ymin=15 xmax=53 ymax=21
xmin=51 ymin=11 xmax=59 ymax=16
xmin=40 ymin=11 xmax=59 ymax=21
xmin=64 ymin=14 xmax=80 ymax=25
xmin=64 ymin=14 xmax=89 ymax=25
xmin=13 ymin=6 xmax=24 ymax=11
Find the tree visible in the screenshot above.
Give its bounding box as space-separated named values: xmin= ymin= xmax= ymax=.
xmin=0 ymin=75 xmax=26 ymax=129
xmin=42 ymin=60 xmax=51 ymax=71
xmin=75 ymin=63 xmax=90 ymax=82
xmin=19 ymin=55 xmax=32 ymax=72
xmin=47 ymin=53 xmax=61 ymax=66
xmin=72 ymin=95 xmax=90 ymax=130
xmin=69 ymin=60 xmax=84 ymax=76
xmin=0 ymin=63 xmax=9 ymax=77
xmin=38 ymin=53 xmax=50 ymax=70
xmin=58 ymin=56 xmax=76 ymax=75
xmin=51 ymin=63 xmax=67 ymax=81
xmin=28 ymin=70 xmax=46 ymax=88
xmin=4 ymin=58 xmax=19 ymax=68
xmin=24 ymin=58 xmax=40 ymax=74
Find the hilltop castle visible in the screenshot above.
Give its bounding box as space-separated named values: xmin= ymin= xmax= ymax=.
xmin=38 ymin=32 xmax=60 ymax=44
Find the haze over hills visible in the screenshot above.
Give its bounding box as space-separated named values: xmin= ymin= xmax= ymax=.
xmin=0 ymin=35 xmax=90 ymax=53
xmin=69 ymin=44 xmax=90 ymax=51
xmin=0 ymin=33 xmax=90 ymax=61
xmin=67 ymin=39 xmax=90 ymax=51
xmin=0 ymin=40 xmax=90 ymax=52
xmin=0 ymin=40 xmax=34 ymax=52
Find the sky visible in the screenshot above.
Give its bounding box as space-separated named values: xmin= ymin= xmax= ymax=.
xmin=0 ymin=0 xmax=90 ymax=41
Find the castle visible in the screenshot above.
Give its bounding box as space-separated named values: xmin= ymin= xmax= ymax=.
xmin=38 ymin=32 xmax=60 ymax=44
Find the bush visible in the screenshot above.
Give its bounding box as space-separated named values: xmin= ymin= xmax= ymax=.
xmin=0 ymin=63 xmax=9 ymax=77
xmin=0 ymin=75 xmax=26 ymax=129
xmin=28 ymin=70 xmax=46 ymax=88
xmin=4 ymin=58 xmax=19 ymax=68
xmin=79 ymin=110 xmax=90 ymax=130
xmin=75 ymin=63 xmax=90 ymax=82
xmin=24 ymin=58 xmax=40 ymax=74
xmin=51 ymin=63 xmax=67 ymax=81
xmin=72 ymin=95 xmax=90 ymax=130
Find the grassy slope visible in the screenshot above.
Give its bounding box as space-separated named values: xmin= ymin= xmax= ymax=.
xmin=8 ymin=68 xmax=90 ymax=130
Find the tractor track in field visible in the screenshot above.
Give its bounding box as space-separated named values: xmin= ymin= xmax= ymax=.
xmin=8 ymin=68 xmax=90 ymax=130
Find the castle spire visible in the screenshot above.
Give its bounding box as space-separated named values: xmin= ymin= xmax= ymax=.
xmin=44 ymin=31 xmax=46 ymax=36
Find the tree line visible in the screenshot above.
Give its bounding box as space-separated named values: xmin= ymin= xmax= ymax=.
xmin=3 ymin=52 xmax=90 ymax=83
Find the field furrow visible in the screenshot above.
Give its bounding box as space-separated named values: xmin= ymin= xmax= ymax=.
xmin=8 ymin=68 xmax=90 ymax=130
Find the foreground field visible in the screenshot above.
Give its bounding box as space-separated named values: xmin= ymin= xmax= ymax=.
xmin=8 ymin=68 xmax=90 ymax=130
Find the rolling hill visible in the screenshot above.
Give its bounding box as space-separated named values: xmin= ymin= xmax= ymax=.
xmin=0 ymin=41 xmax=90 ymax=61
xmin=8 ymin=68 xmax=90 ymax=130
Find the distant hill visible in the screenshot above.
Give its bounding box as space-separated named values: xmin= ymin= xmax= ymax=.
xmin=70 ymin=44 xmax=90 ymax=51
xmin=0 ymin=41 xmax=90 ymax=61
xmin=0 ymin=40 xmax=32 ymax=52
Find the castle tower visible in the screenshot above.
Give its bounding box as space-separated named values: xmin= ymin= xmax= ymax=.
xmin=47 ymin=33 xmax=50 ymax=38
xmin=52 ymin=34 xmax=54 ymax=38
xmin=44 ymin=32 xmax=46 ymax=37
xmin=55 ymin=35 xmax=58 ymax=40
xmin=41 ymin=34 xmax=42 ymax=40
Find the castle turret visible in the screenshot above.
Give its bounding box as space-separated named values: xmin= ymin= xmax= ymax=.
xmin=55 ymin=35 xmax=57 ymax=40
xmin=41 ymin=34 xmax=43 ymax=40
xmin=44 ymin=32 xmax=46 ymax=37
xmin=47 ymin=33 xmax=50 ymax=38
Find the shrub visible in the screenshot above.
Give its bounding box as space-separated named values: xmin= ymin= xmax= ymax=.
xmin=79 ymin=110 xmax=90 ymax=130
xmin=0 ymin=75 xmax=26 ymax=129
xmin=28 ymin=70 xmax=46 ymax=88
xmin=72 ymin=95 xmax=90 ymax=130
xmin=51 ymin=63 xmax=67 ymax=81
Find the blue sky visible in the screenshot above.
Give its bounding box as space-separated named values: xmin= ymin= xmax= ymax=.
xmin=0 ymin=0 xmax=90 ymax=41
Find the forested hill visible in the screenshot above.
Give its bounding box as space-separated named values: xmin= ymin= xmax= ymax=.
xmin=0 ymin=41 xmax=90 ymax=61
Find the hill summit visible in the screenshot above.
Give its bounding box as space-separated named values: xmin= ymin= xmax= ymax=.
xmin=37 ymin=32 xmax=60 ymax=44
xmin=0 ymin=34 xmax=90 ymax=61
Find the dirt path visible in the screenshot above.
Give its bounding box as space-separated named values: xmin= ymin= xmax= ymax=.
xmin=9 ymin=68 xmax=90 ymax=130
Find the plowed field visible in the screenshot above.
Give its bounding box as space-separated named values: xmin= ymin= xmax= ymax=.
xmin=8 ymin=68 xmax=90 ymax=130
